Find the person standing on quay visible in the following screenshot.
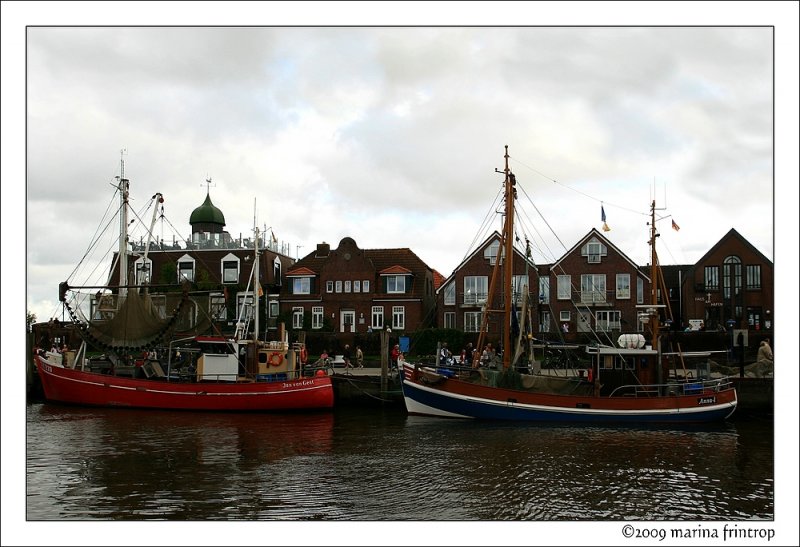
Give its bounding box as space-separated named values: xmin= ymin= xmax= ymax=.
xmin=343 ymin=344 xmax=353 ymax=370
xmin=355 ymin=346 xmax=364 ymax=368
xmin=391 ymin=344 xmax=400 ymax=371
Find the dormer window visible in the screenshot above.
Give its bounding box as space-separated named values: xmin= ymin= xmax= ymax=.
xmin=293 ymin=277 xmax=311 ymax=295
xmin=222 ymin=254 xmax=240 ymax=283
xmin=177 ymin=254 xmax=195 ymax=282
xmin=134 ymin=257 xmax=152 ymax=284
xmin=387 ymin=275 xmax=406 ymax=293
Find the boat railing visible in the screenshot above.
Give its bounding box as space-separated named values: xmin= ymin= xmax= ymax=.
xmin=608 ymin=377 xmax=735 ymax=398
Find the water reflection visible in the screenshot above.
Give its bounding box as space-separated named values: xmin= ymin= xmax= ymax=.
xmin=26 ymin=405 xmax=772 ymax=521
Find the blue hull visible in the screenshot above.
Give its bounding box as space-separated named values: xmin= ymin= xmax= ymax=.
xmin=401 ymin=378 xmax=737 ymax=424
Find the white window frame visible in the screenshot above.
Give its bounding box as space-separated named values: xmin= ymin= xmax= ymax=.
xmin=335 ymin=280 xmax=342 ymax=293
xmin=326 ymin=281 xmax=334 ymax=293
xmin=443 ymin=282 xmax=456 ymax=306
xmin=292 ymin=306 xmax=304 ymax=329
xmin=222 ymin=254 xmax=240 ymax=284
xmin=637 ymin=277 xmax=644 ymax=304
xmin=560 ymin=310 xmax=571 ymax=321
xmin=596 ymin=310 xmax=621 ymax=332
xmin=312 ymin=306 xmax=324 ymax=329
xmin=237 ymin=292 xmax=254 ymax=323
xmin=354 ymin=280 xmax=361 ymax=293
xmin=539 ymin=277 xmax=550 ymax=304
xmin=210 ymin=292 xmax=227 ymax=320
xmin=444 ymin=312 xmax=456 ymax=329
xmin=616 ymin=273 xmax=631 ymax=300
xmin=464 ymin=311 xmax=482 ymax=333
xmin=512 ymin=275 xmax=529 ymax=303
xmin=581 ymin=274 xmax=606 ymax=303
xmin=484 ymin=240 xmax=502 ymax=265
xmin=557 ymin=275 xmax=571 ymax=300
xmin=371 ymin=306 xmax=384 ymax=329
xmin=363 ymin=280 xmax=370 ymax=293
xmin=540 ymin=310 xmax=551 ymax=332
xmin=177 ymin=254 xmax=195 ymax=283
xmin=392 ymin=306 xmax=405 ymax=329
xmin=134 ymin=257 xmax=152 ymax=285
xmin=464 ymin=276 xmax=488 ymax=305
xmin=387 ymin=276 xmax=406 ymax=294
xmin=344 ymin=280 xmax=352 ymax=293
xmin=293 ymin=277 xmax=311 ymax=295
xmin=587 ymin=241 xmax=602 ymax=263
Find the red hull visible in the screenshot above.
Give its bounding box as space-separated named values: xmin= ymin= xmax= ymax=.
xmin=36 ymin=357 xmax=334 ymax=411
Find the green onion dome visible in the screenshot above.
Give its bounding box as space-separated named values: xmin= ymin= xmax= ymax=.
xmin=190 ymin=192 xmax=226 ymax=226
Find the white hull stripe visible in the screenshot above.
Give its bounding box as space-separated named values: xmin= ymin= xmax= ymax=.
xmin=405 ymin=378 xmax=737 ymax=416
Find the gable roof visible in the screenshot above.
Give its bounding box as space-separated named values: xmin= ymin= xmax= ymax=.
xmin=693 ymin=228 xmax=773 ymax=266
xmin=379 ymin=265 xmax=413 ymax=275
xmin=551 ymin=228 xmax=647 ymax=280
xmin=285 ymin=266 xmax=316 ymax=277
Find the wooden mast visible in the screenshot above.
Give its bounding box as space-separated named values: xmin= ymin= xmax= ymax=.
xmin=501 ymin=148 xmax=515 ymax=371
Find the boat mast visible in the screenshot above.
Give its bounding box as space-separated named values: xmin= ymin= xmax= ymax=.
xmin=501 ymin=147 xmax=516 ymax=371
xmin=648 ymin=200 xmax=660 ymax=348
xmin=253 ymin=225 xmax=260 ymax=344
xmin=117 ymin=151 xmax=129 ymax=298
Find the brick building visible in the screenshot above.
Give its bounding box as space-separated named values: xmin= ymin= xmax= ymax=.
xmin=280 ymin=237 xmax=439 ymax=345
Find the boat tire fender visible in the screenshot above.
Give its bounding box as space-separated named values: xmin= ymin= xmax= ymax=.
xmin=268 ymin=352 xmax=284 ymax=367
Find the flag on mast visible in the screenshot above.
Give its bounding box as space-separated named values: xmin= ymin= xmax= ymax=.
xmin=601 ymin=205 xmax=611 ymax=232
xmin=672 ymin=219 xmax=680 ymax=231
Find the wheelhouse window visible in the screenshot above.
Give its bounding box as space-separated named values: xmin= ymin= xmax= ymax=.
xmin=292 ymin=277 xmax=311 ymax=295
xmin=371 ymin=306 xmax=384 ymax=329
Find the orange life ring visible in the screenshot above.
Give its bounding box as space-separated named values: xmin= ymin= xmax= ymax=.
xmin=268 ymin=352 xmax=284 ymax=367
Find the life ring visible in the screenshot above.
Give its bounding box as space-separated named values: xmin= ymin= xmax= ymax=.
xmin=268 ymin=352 xmax=284 ymax=367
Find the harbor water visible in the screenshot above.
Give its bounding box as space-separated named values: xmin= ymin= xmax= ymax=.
xmin=21 ymin=402 xmax=776 ymax=544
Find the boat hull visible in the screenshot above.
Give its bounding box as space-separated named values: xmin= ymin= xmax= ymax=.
xmin=36 ymin=357 xmax=334 ymax=411
xmin=401 ymin=364 xmax=737 ymax=424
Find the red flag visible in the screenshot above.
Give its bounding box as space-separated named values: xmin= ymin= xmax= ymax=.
xmin=672 ymin=219 xmax=680 ymax=231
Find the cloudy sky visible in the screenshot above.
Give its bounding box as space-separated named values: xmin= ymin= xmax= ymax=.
xmin=5 ymin=2 xmax=799 ymax=545
xmin=15 ymin=14 xmax=792 ymax=325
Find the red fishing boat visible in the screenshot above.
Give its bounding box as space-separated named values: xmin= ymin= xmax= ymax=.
xmin=35 ymin=155 xmax=333 ymax=412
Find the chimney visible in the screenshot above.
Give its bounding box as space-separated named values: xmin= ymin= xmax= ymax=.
xmin=316 ymin=242 xmax=330 ymax=257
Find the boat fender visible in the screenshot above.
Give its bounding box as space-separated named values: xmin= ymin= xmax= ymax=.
xmin=587 ymin=367 xmax=594 ymax=383
xmin=268 ymin=352 xmax=284 ymax=367
xmin=315 ymin=369 xmax=326 ymax=377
